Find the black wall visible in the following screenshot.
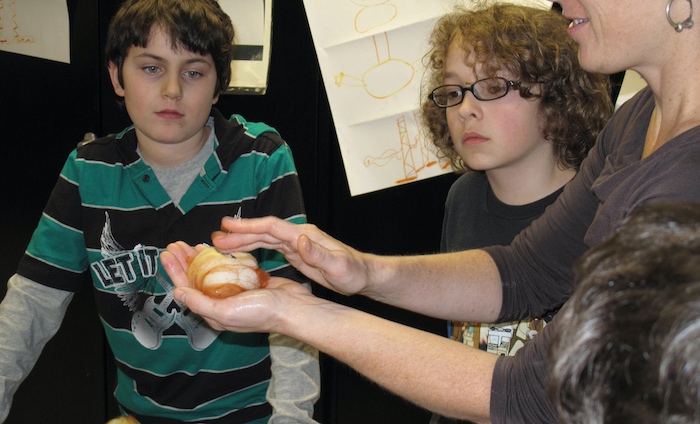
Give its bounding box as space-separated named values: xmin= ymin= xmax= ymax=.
xmin=1 ymin=1 xmax=455 ymax=422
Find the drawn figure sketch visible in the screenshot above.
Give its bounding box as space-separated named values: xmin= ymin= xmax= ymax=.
xmin=304 ymin=0 xmax=453 ymax=195
xmin=0 ymin=0 xmax=70 ymax=63
xmin=0 ymin=1 xmax=35 ymax=44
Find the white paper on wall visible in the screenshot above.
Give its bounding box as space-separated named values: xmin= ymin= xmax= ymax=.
xmin=0 ymin=0 xmax=70 ymax=64
xmin=220 ymin=0 xmax=273 ymax=95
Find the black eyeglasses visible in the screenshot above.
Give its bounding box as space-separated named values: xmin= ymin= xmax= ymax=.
xmin=429 ymin=77 xmax=520 ymax=108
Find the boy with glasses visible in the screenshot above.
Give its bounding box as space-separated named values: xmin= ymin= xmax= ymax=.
xmin=421 ymin=4 xmax=612 ymax=422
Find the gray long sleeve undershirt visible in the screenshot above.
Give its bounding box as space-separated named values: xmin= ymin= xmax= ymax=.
xmin=0 ymin=274 xmax=73 ymax=423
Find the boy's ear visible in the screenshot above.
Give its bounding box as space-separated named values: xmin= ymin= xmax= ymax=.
xmin=108 ymin=61 xmax=125 ymax=97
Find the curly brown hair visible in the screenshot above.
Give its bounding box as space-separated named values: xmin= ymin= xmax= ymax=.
xmin=420 ymin=2 xmax=613 ymax=173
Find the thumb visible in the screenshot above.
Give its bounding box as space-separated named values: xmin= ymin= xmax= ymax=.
xmin=174 ymin=287 xmax=207 ymax=312
xmin=173 ymin=287 xmax=227 ymax=332
xmin=297 ymin=234 xmax=328 ymax=268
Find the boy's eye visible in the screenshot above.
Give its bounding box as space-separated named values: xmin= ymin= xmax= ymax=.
xmin=143 ymin=66 xmax=160 ymax=74
xmin=435 ymin=87 xmax=462 ymax=101
xmin=184 ymin=71 xmax=203 ymax=79
xmin=485 ymin=83 xmax=506 ymax=96
xmin=446 ymin=89 xmax=462 ymax=99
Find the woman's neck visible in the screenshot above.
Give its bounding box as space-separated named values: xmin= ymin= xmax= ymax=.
xmin=637 ymin=38 xmax=700 ymax=157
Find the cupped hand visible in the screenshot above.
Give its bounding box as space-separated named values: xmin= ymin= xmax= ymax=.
xmin=160 ymin=241 xmax=313 ymax=333
xmin=211 ymin=216 xmax=372 ymax=296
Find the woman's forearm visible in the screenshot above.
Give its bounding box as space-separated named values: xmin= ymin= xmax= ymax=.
xmin=364 ymin=249 xmax=503 ymax=323
xmin=278 ymin=295 xmax=497 ymax=423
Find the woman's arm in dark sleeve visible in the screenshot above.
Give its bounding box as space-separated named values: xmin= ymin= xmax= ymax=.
xmin=485 ymin=119 xmax=613 ymax=321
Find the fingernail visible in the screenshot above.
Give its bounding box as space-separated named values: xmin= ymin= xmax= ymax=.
xmin=303 ymin=237 xmax=314 ymax=252
xmin=174 ymin=288 xmax=187 ymax=303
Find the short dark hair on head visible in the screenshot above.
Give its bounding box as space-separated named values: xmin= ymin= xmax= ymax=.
xmin=421 ymin=2 xmax=613 ymax=173
xmin=105 ymin=0 xmax=234 ymax=96
xmin=550 ymin=202 xmax=700 ymax=424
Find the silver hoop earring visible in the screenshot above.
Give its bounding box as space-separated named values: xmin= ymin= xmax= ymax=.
xmin=667 ymin=0 xmax=694 ymax=32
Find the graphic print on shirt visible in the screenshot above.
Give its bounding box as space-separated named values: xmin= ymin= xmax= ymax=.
xmin=450 ymin=318 xmax=546 ymax=356
xmin=90 ymin=212 xmax=219 ymax=350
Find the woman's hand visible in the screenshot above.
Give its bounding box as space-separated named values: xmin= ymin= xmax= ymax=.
xmin=210 ymin=216 xmax=374 ymax=296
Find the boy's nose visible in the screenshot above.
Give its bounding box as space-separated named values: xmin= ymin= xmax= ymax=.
xmin=457 ymin=93 xmax=481 ymax=119
xmin=162 ymin=74 xmax=183 ymax=99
